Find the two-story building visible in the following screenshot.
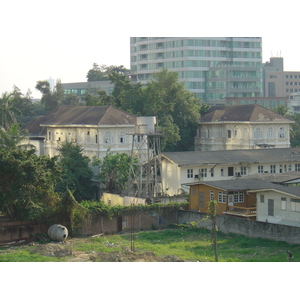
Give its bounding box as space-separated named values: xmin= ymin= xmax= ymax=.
xmin=24 ymin=105 xmax=156 ymax=162
xmin=195 ymin=104 xmax=294 ymax=151
xmin=160 ymin=147 xmax=300 ymax=196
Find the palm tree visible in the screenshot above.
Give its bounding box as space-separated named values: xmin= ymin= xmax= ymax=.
xmin=0 ymin=92 xmax=21 ymax=130
xmin=0 ymin=123 xmax=32 ymax=150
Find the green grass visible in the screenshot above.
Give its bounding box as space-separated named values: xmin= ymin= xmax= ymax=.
xmin=1 ymin=227 xmax=300 ymax=262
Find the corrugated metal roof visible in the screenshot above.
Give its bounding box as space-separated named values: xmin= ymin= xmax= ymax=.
xmin=162 ymin=148 xmax=300 ymax=166
xmin=199 ymin=104 xmax=294 ymax=123
xmin=184 ymin=178 xmax=300 ymax=197
xmin=237 ymin=171 xmax=300 ymax=184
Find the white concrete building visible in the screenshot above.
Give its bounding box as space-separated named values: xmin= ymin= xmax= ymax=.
xmin=24 ymin=105 xmax=156 ymax=161
xmin=195 ymin=104 xmax=294 ymax=151
xmin=161 ymin=147 xmax=300 ymax=196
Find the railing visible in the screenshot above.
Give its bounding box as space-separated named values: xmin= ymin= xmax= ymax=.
xmin=224 ymin=205 xmax=256 ymax=217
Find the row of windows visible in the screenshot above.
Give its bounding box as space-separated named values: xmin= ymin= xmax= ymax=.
xmin=286 ymin=89 xmax=300 ymax=93
xmin=134 ymin=50 xmax=261 ymax=61
xmin=131 ymin=38 xmax=261 ymax=50
xmin=260 ymin=195 xmax=300 ymax=214
xmin=132 ymin=61 xmax=262 ymax=72
xmin=187 ymin=163 xmax=297 ymax=178
xmin=228 ymin=100 xmax=286 ymax=108
xmin=48 ymin=131 xmax=128 ymax=144
xmin=200 ymin=126 xmax=286 ymax=139
xmin=198 ymin=191 xmax=244 ymax=207
xmin=285 ymin=82 xmax=300 ymax=85
xmin=285 ymin=74 xmax=300 ymax=79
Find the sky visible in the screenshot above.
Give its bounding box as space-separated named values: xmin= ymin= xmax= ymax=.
xmin=1 ymin=0 xmax=300 ymax=99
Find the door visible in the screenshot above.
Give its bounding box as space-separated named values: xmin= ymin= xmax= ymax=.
xmin=268 ymin=199 xmax=274 ymax=216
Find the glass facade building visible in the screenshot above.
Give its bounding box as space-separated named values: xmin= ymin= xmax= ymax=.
xmin=130 ymin=37 xmax=263 ymax=103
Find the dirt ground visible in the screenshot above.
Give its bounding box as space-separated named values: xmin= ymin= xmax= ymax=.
xmin=31 ymin=239 xmax=186 ymax=262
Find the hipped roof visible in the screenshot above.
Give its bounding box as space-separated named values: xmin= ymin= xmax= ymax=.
xmin=24 ymin=105 xmax=136 ymax=136
xmin=199 ymin=104 xmax=294 ymax=123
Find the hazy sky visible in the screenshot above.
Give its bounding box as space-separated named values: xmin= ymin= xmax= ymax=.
xmin=1 ymin=0 xmax=299 ymax=98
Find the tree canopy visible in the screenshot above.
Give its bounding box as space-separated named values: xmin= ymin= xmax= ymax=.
xmin=93 ymin=150 xmax=132 ymax=194
xmin=55 ymin=141 xmax=96 ymax=201
xmin=0 ymin=147 xmax=61 ymax=221
xmin=109 ymin=69 xmax=202 ymax=151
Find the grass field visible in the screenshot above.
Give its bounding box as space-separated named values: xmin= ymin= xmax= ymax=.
xmin=1 ymin=227 xmax=300 ymax=262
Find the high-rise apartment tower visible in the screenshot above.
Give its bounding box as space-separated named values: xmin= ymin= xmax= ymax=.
xmin=130 ymin=37 xmax=263 ymax=103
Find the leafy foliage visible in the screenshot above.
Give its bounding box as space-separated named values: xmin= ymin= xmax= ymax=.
xmin=80 ymin=200 xmax=189 ymax=219
xmin=109 ymin=69 xmax=202 ymax=151
xmin=93 ymin=150 xmax=132 ymax=194
xmin=0 ymin=92 xmax=21 ymax=131
xmin=35 ymin=79 xmax=65 ymax=112
xmin=56 ymin=142 xmax=96 ymax=201
xmin=0 ymin=147 xmax=61 ymax=221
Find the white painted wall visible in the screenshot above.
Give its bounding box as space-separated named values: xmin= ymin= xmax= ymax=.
xmin=256 ymin=190 xmax=300 ymax=225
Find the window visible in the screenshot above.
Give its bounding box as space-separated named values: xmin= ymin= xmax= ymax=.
xmin=258 ymin=165 xmax=264 ymax=173
xmin=233 ymin=191 xmax=244 ymax=203
xmin=279 ymin=127 xmax=285 ymax=138
xmin=267 ymin=127 xmax=274 ymax=139
xmin=218 ymin=191 xmax=227 ymax=203
xmin=291 ymin=199 xmax=300 ymax=212
xmin=281 ymin=197 xmax=287 ymax=210
xmin=200 ymin=168 xmax=207 ymax=178
xmin=192 ymin=187 xmax=197 ymax=196
xmin=228 ymin=167 xmax=234 ymax=176
xmin=187 ymin=169 xmax=193 ymax=178
xmin=48 ymin=131 xmax=52 ymax=141
xmin=210 ymin=190 xmax=214 ymax=201
xmin=240 ymin=166 xmax=247 ymax=176
xmin=295 ymin=164 xmax=300 ymax=171
xmin=95 ymin=135 xmax=98 ymax=144
xmin=104 ymin=132 xmax=113 ymax=144
xmin=260 ymin=195 xmax=265 ymax=203
xmin=254 ymin=127 xmax=262 ymax=139
xmin=221 ymin=168 xmax=224 ymax=176
xmin=199 ymin=192 xmax=205 ymax=207
xmin=119 ymin=131 xmax=126 ymax=144
xmin=268 ymin=199 xmax=274 ymax=216
xmin=227 ymin=130 xmax=231 ymax=138
xmin=270 ymin=165 xmax=276 ymax=173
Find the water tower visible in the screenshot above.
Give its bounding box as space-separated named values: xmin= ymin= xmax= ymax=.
xmin=127 ymin=116 xmax=163 ymax=198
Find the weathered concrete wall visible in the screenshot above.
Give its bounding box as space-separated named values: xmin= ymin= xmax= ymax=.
xmin=74 ymin=209 xmax=179 ymax=236
xmin=0 ymin=209 xmax=179 ymax=243
xmin=178 ymin=211 xmax=300 ymax=244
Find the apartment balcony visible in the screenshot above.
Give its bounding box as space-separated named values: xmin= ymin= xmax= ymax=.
xmin=224 ymin=205 xmax=256 ymax=219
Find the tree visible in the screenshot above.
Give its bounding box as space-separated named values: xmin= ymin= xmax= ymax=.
xmin=87 ymin=63 xmax=129 ymax=82
xmin=207 ymin=199 xmax=218 ymax=262
xmin=273 ymin=105 xmax=289 ymax=117
xmin=143 ymin=69 xmax=201 ymax=151
xmin=0 ymin=147 xmax=61 ymax=221
xmin=94 ymin=150 xmax=132 ymax=194
xmin=86 ymin=63 xmax=106 ymax=81
xmin=56 ymin=142 xmax=95 ymax=201
xmin=35 ymin=79 xmax=64 ymax=112
xmin=0 ymin=92 xmax=21 ymax=130
xmin=109 ymin=70 xmax=135 ymax=107
xmin=0 ymin=123 xmax=29 ymax=149
xmin=108 ymin=69 xmax=201 ymax=151
xmin=83 ymin=90 xmax=112 ymax=106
